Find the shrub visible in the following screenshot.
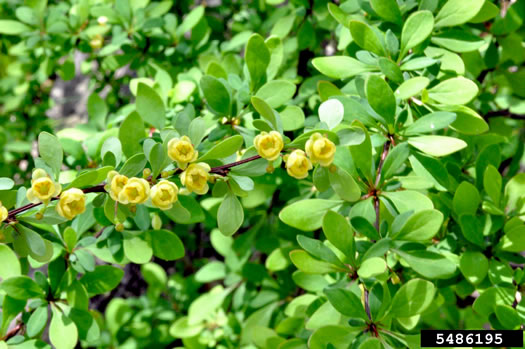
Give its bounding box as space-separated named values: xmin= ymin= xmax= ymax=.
xmin=0 ymin=0 xmax=524 ymax=348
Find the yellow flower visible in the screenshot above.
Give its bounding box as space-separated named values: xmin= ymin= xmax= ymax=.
xmin=254 ymin=131 xmax=284 ymax=161
xmin=167 ymin=136 xmax=198 ymax=169
xmin=26 ymin=169 xmax=61 ymax=204
xmin=106 ymin=171 xmax=129 ymax=202
xmin=285 ymin=150 xmax=313 ymax=179
xmin=180 ymin=163 xmax=211 ymax=195
xmin=118 ymin=178 xmax=150 ymax=204
xmin=56 ymin=188 xmax=86 ymax=220
xmin=0 ymin=201 xmax=8 ymax=222
xmin=150 ymin=180 xmax=179 ymax=210
xmin=305 ymin=133 xmax=336 ymax=167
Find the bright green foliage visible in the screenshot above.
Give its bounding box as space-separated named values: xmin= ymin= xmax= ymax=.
xmin=0 ymin=0 xmax=524 ymax=348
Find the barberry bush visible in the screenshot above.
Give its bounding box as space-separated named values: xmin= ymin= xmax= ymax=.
xmin=0 ymin=0 xmax=524 ymax=348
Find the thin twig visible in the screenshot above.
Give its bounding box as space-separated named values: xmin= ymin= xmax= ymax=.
xmin=485 ymin=109 xmax=525 ymax=120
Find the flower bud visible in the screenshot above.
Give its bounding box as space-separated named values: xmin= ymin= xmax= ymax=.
xmin=253 ymin=131 xmax=283 ymax=161
xmin=150 ymin=180 xmax=178 ymax=210
xmin=106 ymin=171 xmax=129 ymax=202
xmin=26 ymin=169 xmax=62 ymax=204
xmin=89 ymin=35 xmax=103 ymax=50
xmin=152 ymin=213 xmax=162 ymax=230
xmin=0 ymin=201 xmax=8 ymax=222
xmin=97 ymin=16 xmax=108 ymax=26
xmin=167 ymin=136 xmax=198 ymax=170
xmin=266 ymin=164 xmax=275 ymax=174
xmin=305 ymin=133 xmax=336 ymax=167
xmin=285 ymin=150 xmax=313 ymax=179
xmin=118 ymin=178 xmax=150 ymax=205
xmin=143 ymin=168 xmax=152 ymax=178
xmin=56 ymin=188 xmax=86 ymax=220
xmin=115 ymin=223 xmax=124 ymax=232
xmin=35 ymin=212 xmax=44 ymax=220
xmin=180 ymin=162 xmax=211 ymax=195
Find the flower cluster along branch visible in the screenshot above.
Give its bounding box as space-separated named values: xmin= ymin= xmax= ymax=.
xmin=2 ymin=131 xmax=337 ymax=226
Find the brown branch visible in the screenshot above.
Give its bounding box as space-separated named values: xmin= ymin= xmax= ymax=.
xmin=2 ymin=323 xmax=23 ymax=341
xmin=209 ymin=155 xmax=261 ymax=175
xmin=372 ymin=140 xmax=391 ymax=232
xmin=485 ymin=109 xmax=525 ymax=120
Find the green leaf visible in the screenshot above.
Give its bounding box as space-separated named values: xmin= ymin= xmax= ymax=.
xmin=428 ymin=77 xmax=479 ymax=105
xmin=400 ymin=11 xmax=434 ymax=59
xmin=0 ymin=20 xmax=31 ymax=34
xmin=436 ymin=105 xmax=488 ymax=135
xmin=217 ymin=193 xmax=244 ymax=236
xmin=453 ymin=181 xmax=480 ymax=216
xmin=382 ymin=143 xmax=409 ymax=179
xmin=123 ymin=235 xmax=153 ymax=264
xmin=370 ymin=0 xmax=401 ymax=25
xmin=349 ymin=20 xmax=385 ymax=56
xmin=322 ymin=211 xmax=355 ymax=263
xmin=499 ymin=224 xmax=525 ymax=253
xmin=176 ymin=5 xmax=204 ymax=37
xmin=38 ymin=132 xmax=63 ymax=180
xmin=101 ymin=137 xmax=122 ymax=167
xmin=349 ymin=123 xmax=373 ymax=182
xmin=312 ymin=56 xmax=376 ymax=79
xmin=324 ymin=287 xmax=368 ymax=319
xmin=50 ymin=305 xmax=78 ymax=349
xmin=459 ymin=215 xmax=484 ymax=247
xmin=136 ymin=83 xmax=166 ymax=130
xmin=0 ymin=244 xmax=21 ymax=279
xmin=378 ymin=57 xmax=403 ymax=83
xmin=435 ymin=0 xmax=485 ymax=27
xmin=390 ymin=279 xmax=436 ymax=317
xmin=404 ymin=112 xmax=456 ymax=135
xmin=393 ymin=209 xmax=444 ymax=241
xmin=148 ymin=143 xmax=167 ymax=178
xmin=198 ymin=135 xmax=244 ymax=161
xmin=459 ymin=251 xmax=488 ymax=285
xmin=119 ymin=112 xmax=145 ymax=157
xmin=0 ymin=276 xmax=45 ymax=300
xmin=395 ymin=77 xmax=429 ymax=100
xmin=195 ymin=261 xmax=227 ymax=283
xmin=396 ymin=249 xmax=457 ymax=279
xmin=495 ymin=305 xmax=522 ymax=329
xmin=148 ymin=229 xmax=185 ymax=260
xmin=472 ymin=286 xmax=514 ymax=317
xmin=188 ymin=117 xmax=207 ymax=147
xmin=328 ymin=166 xmax=361 ymax=202
xmin=80 ymin=265 xmax=124 ymax=295
xmin=484 ymin=165 xmax=502 ymax=205
xmin=251 ymin=96 xmax=278 ymax=130
xmin=469 ymin=1 xmax=499 ymax=23
xmin=87 ymin=93 xmax=107 ymax=128
xmin=120 ymin=153 xmax=147 ymax=177
xmin=319 ymin=99 xmax=344 ymax=130
xmin=246 ymin=33 xmax=270 ymax=91
xmin=408 ymin=135 xmax=467 ymax=157
xmin=289 ymin=250 xmax=344 ymax=274
xmin=0 ymin=178 xmax=14 ymax=190
xmin=358 ymin=257 xmax=387 ymax=279
xmin=279 ymin=199 xmax=342 ymax=231
xmin=26 ymin=306 xmax=48 ymax=337
xmin=382 ymin=190 xmax=433 ymax=213
xmin=256 ymin=80 xmax=296 ymax=108
xmin=366 ymin=75 xmax=396 ymax=126
xmin=280 ymin=105 xmax=305 ymax=131
xmin=200 ymin=76 xmax=231 ymax=116
xmin=297 ymin=235 xmax=344 ymax=267
xmin=351 ymin=216 xmax=380 ymax=240
xmin=431 ymin=30 xmax=485 ymax=53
